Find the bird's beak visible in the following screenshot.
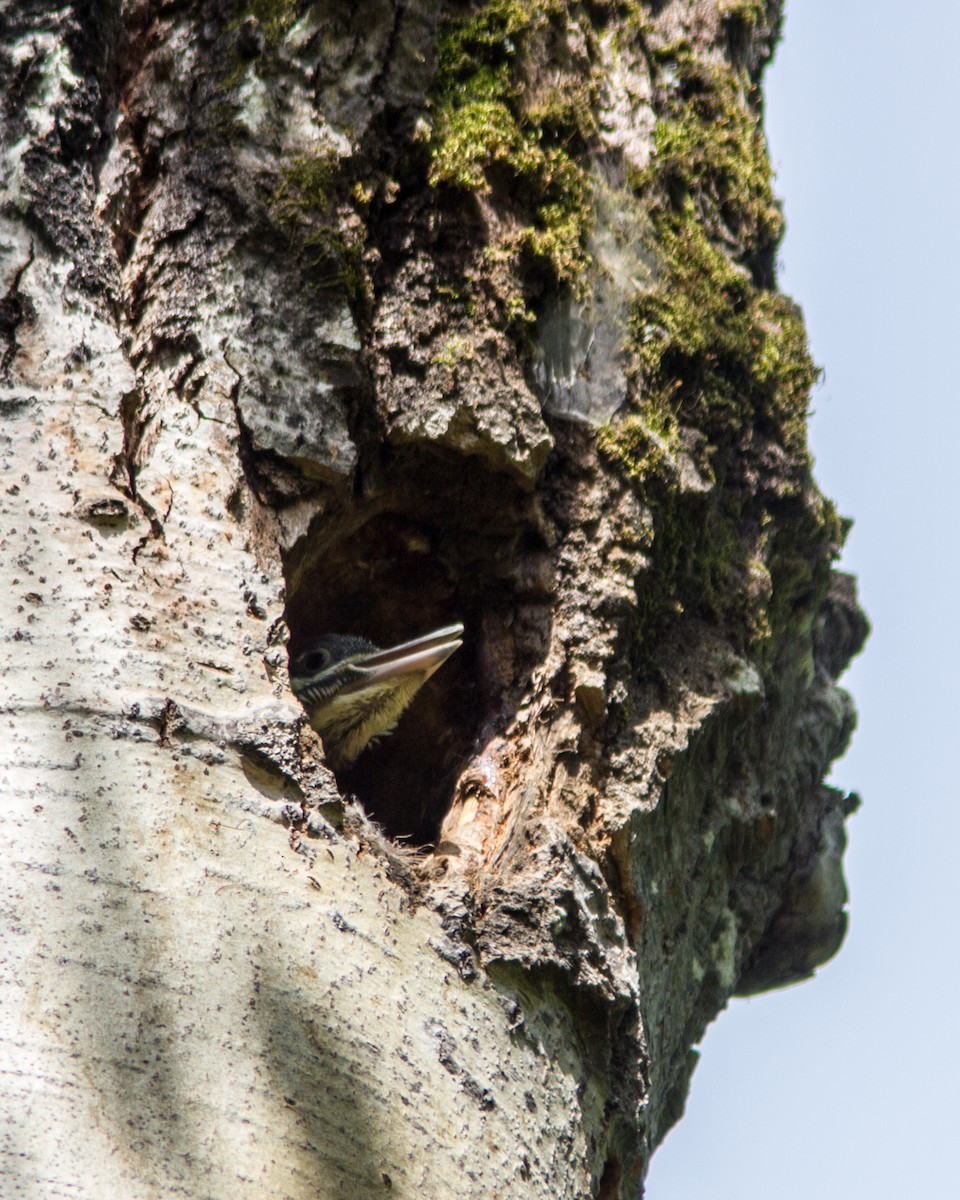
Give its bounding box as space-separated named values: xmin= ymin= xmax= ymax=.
xmin=345 ymin=623 xmax=464 ymax=690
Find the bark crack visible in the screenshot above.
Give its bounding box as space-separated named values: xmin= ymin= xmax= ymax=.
xmin=114 ymin=382 xmax=167 ymax=561
xmin=0 ymin=240 xmax=35 ymax=381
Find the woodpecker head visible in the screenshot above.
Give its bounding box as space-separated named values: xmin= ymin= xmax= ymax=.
xmin=288 ymin=623 xmax=464 ymax=768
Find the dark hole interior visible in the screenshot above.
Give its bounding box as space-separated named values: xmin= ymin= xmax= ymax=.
xmin=283 ymin=448 xmax=554 ymax=844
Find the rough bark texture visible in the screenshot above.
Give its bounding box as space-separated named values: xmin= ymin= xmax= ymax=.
xmin=0 ymin=2 xmax=867 ymax=1198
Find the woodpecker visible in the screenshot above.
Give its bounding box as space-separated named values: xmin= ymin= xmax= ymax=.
xmin=288 ymin=623 xmax=463 ymax=768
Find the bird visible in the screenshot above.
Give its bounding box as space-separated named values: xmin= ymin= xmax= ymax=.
xmin=288 ymin=623 xmax=464 ymax=768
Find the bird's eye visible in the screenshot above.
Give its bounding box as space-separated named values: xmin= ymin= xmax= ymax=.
xmin=301 ymin=649 xmax=330 ymax=672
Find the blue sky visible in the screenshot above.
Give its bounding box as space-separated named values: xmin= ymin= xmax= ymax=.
xmin=647 ymin=2 xmax=960 ymax=1196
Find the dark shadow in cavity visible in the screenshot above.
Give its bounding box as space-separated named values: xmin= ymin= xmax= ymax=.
xmin=284 ymin=446 xmax=554 ymax=845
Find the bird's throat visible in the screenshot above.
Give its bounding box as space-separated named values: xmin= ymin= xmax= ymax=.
xmin=310 ymin=675 xmax=426 ymax=768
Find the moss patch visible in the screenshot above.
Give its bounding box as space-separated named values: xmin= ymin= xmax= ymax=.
xmin=237 ymin=0 xmax=300 ymax=48
xmin=764 ymin=494 xmax=845 ymax=643
xmin=428 ymin=0 xmax=596 ymax=289
xmin=629 ymin=207 xmax=818 ymax=453
xmin=597 ymin=408 xmax=682 ymax=486
xmin=271 ymin=148 xmax=339 ymax=220
xmin=718 ymin=0 xmax=769 ymax=35
xmin=269 ymin=148 xmax=368 ymax=309
xmin=600 ymin=39 xmax=841 ymax=659
xmin=651 ymin=59 xmax=782 ymax=262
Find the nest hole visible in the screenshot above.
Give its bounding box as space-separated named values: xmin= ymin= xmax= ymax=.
xmin=283 ymin=449 xmax=554 ymax=845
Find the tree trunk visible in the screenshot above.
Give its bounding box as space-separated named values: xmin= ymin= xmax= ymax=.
xmin=0 ymin=2 xmax=866 ymax=1197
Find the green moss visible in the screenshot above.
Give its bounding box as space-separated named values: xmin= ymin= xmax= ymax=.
xmin=271 ymin=149 xmax=339 ymax=220
xmin=718 ymin=0 xmax=768 ymax=31
xmin=615 ymin=42 xmax=821 ymax=453
xmin=526 ymin=83 xmax=598 ymax=143
xmin=609 ymin=203 xmax=826 ymax=647
xmin=432 ymin=334 xmax=478 ymax=369
xmin=428 ymin=0 xmax=595 ymax=288
xmin=218 ymin=1 xmax=303 ymax=107
xmin=434 ymin=0 xmax=548 ymax=99
xmin=601 ymin=40 xmax=837 ymax=658
xmin=269 ymin=149 xmax=368 ymax=307
xmin=764 ymin=494 xmax=845 ymax=642
xmin=621 ymin=478 xmax=837 ymax=661
xmin=599 ymin=408 xmax=760 ymax=652
xmin=652 ymin=61 xmax=782 ymax=256
xmin=620 ymin=487 xmax=751 ymax=657
xmin=626 ymin=201 xmax=817 ymax=455
xmin=630 ymin=210 xmax=752 ymax=426
xmin=239 ymin=0 xmax=300 ymax=48
xmin=597 ymin=408 xmax=681 ymax=484
xmin=679 ymin=502 xmax=740 ymax=624
xmin=521 ymin=152 xmax=593 ymax=282
xmin=429 ymin=99 xmax=521 ymax=191
xmin=617 ymin=435 xmax=845 ymax=658
xmin=749 ymin=291 xmax=821 ymax=451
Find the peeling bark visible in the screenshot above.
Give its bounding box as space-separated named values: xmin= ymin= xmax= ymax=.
xmin=0 ymin=2 xmax=866 ymax=1197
